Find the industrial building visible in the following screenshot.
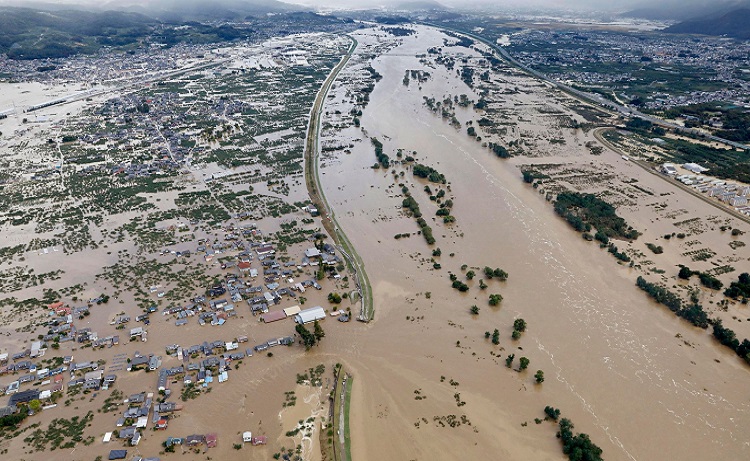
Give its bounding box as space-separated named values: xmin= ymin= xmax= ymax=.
xmin=294 ymin=306 xmax=326 ymax=324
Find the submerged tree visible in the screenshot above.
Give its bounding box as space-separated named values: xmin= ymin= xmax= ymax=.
xmin=296 ymin=324 xmax=316 ymax=349
xmin=488 ymin=294 xmax=503 ymax=306
xmin=313 ymin=320 xmax=326 ymax=344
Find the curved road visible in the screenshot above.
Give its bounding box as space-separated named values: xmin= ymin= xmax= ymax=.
xmin=304 ymin=35 xmax=374 ymax=322
xmin=593 ymin=127 xmax=750 ymax=225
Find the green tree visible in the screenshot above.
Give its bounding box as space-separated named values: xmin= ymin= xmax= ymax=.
xmin=519 ymin=357 xmax=530 ymax=371
xmin=544 ymin=406 xmax=561 ymax=421
xmin=327 ymin=292 xmax=342 ymax=304
xmin=511 ymin=330 xmax=521 ymax=340
xmin=488 ymin=294 xmax=503 ymax=306
xmin=479 ymin=279 xmax=487 ymax=290
xmin=513 ymin=318 xmax=527 ymax=332
xmin=491 ymin=329 xmax=501 ymax=345
xmin=466 ymin=270 xmax=475 ymax=280
xmin=505 ymin=354 xmax=515 ymax=368
xmin=28 ymin=399 xmax=42 ymax=412
xmin=313 ymin=320 xmax=326 ymax=343
xmin=535 ymin=370 xmax=545 ymax=384
xmin=555 ymin=417 xmax=603 ymax=461
xmin=493 ymin=268 xmax=508 ymax=281
xmin=470 ymin=305 xmax=479 ymax=315
xmin=296 ymin=324 xmax=316 ymax=349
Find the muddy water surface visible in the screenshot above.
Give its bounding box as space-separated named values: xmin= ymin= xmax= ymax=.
xmin=318 ymin=26 xmax=750 ymax=461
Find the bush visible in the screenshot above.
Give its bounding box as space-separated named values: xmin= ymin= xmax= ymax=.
xmin=544 ymin=406 xmax=560 ymax=420
xmin=556 ymin=418 xmax=603 ymax=461
xmin=678 ymin=266 xmax=693 ymax=280
xmin=698 ymin=272 xmax=723 ymax=290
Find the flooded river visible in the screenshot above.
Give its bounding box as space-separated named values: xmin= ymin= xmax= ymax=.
xmin=318 ymin=26 xmax=750 ymax=461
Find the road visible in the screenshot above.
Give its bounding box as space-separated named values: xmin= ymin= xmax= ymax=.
xmin=303 ymin=35 xmax=375 ymax=322
xmin=427 ymin=23 xmax=749 ymax=151
xmin=593 ymin=127 xmax=750 ymax=225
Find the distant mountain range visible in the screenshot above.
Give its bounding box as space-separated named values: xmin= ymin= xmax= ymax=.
xmin=664 ymin=8 xmax=750 ymax=39
xmin=0 ymin=7 xmax=158 ymax=59
xmin=103 ymin=0 xmax=305 ymax=22
xmin=0 ymin=0 xmax=357 ymax=60
xmin=623 ymin=0 xmax=750 ymax=39
xmin=0 ymin=0 xmax=308 ymax=21
xmin=624 ymin=0 xmax=750 ymax=21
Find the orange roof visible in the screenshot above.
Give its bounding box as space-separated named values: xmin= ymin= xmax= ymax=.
xmin=48 ymin=302 xmax=65 ymax=310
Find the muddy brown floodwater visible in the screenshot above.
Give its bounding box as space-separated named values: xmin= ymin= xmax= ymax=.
xmin=317 ymin=27 xmax=750 ymax=461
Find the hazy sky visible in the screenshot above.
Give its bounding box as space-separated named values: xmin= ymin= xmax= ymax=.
xmin=0 ymin=0 xmax=734 ymax=13
xmin=284 ymin=0 xmax=674 ymax=10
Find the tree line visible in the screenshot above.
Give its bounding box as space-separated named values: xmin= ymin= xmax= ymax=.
xmin=371 ymin=137 xmax=390 ymax=168
xmin=413 ymin=163 xmax=446 ymax=184
xmin=636 ymin=276 xmax=708 ymax=328
xmin=637 ymin=276 xmax=750 ymax=365
xmin=554 ymin=191 xmax=639 ymax=240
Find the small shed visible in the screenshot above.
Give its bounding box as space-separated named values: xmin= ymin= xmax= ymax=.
xmin=294 ymin=306 xmax=326 ymax=324
xmin=304 ymin=248 xmax=321 ymax=258
xmin=252 ymin=435 xmax=267 ymax=445
xmin=283 ymin=305 xmax=301 ymax=317
xmin=186 ymin=434 xmax=204 ymax=446
xmin=242 ymin=431 xmax=253 ymax=443
xmin=206 ymin=433 xmax=218 ymax=448
xmin=260 ymin=310 xmax=287 ymax=323
xmin=102 ymin=432 xmax=112 ymax=443
xmin=108 ymin=450 xmax=127 ymax=460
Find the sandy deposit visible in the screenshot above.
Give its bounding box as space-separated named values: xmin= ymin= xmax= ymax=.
xmin=315 ymin=25 xmax=750 ymax=461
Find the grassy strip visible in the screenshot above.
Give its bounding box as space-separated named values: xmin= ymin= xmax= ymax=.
xmin=343 ymin=376 xmax=353 ymax=461
xmin=332 ymin=370 xmax=345 ymax=461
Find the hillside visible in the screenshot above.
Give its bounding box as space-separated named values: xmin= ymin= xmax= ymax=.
xmin=624 ymin=0 xmax=750 ymax=21
xmin=0 ymin=1 xmax=326 ymax=60
xmin=664 ymin=8 xmax=750 ymax=39
xmin=109 ymin=0 xmax=305 ymax=22
xmin=0 ymin=7 xmax=157 ymax=59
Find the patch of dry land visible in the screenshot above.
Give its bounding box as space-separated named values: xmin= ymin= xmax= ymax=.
xmin=316 ymin=25 xmax=750 ymax=461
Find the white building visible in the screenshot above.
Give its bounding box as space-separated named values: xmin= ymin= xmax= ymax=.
xmin=683 ymin=163 xmax=709 ymax=174
xmin=730 ymin=196 xmax=748 ymax=207
xmin=294 ymin=306 xmax=326 ymax=324
xmin=661 ymin=163 xmax=677 ymax=175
